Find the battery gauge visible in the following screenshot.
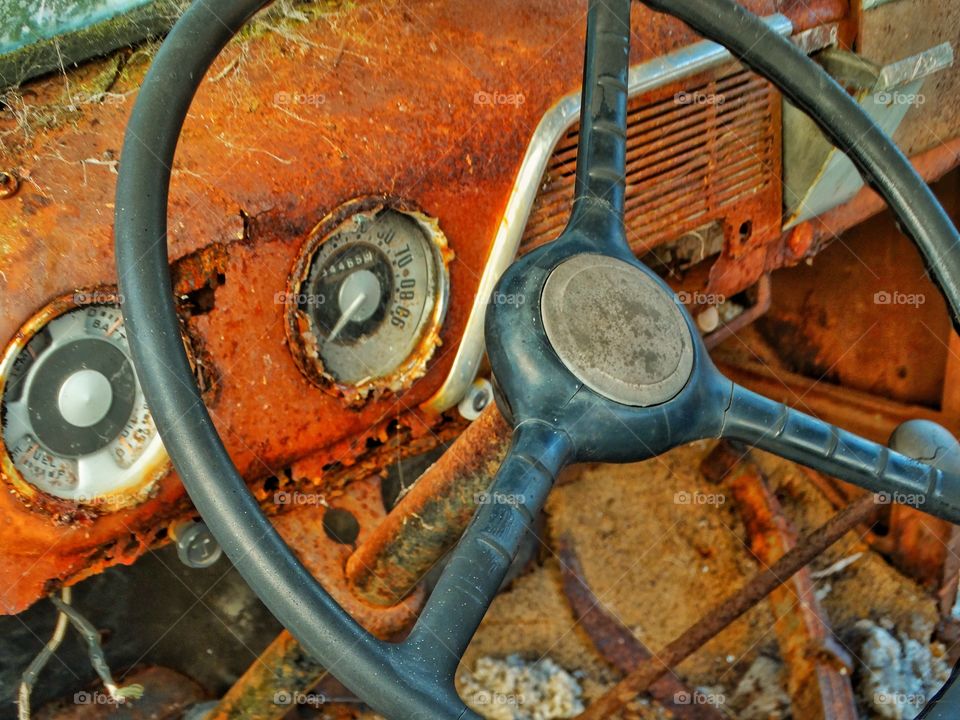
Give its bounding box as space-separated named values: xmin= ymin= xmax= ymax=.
xmin=0 ymin=301 xmax=169 ymax=509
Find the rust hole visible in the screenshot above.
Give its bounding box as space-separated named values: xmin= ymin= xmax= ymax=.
xmin=323 ymin=507 xmax=360 ymax=545
xmin=183 ymin=272 xmax=226 ymax=315
xmin=738 ymin=219 xmax=753 ymax=243
xmin=0 ymin=171 xmax=20 ymax=199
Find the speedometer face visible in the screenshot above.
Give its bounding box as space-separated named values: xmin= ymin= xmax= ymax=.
xmin=0 ymin=302 xmax=168 ymax=508
xmin=289 ymin=204 xmax=450 ymax=397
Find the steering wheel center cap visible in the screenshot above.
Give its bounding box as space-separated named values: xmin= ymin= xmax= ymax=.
xmin=541 ymin=254 xmax=695 ymax=407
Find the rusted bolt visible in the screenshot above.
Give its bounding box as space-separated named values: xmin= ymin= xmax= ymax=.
xmin=0 ymin=171 xmax=19 ymax=199
xmin=787 ymin=222 xmax=814 ymax=258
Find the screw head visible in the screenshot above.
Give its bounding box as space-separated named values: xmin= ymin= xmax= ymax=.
xmin=175 ymin=522 xmax=223 ymax=569
xmin=458 ymin=378 xmax=493 ymax=421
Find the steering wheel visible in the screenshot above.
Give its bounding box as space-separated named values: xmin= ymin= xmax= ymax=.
xmin=114 ymin=0 xmax=960 ymax=717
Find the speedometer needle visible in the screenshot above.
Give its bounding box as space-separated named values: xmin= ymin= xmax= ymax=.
xmin=326 ymin=292 xmax=367 ymax=343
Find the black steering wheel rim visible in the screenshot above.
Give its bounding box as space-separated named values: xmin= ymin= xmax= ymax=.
xmin=114 ymin=1 xmax=960 ymax=717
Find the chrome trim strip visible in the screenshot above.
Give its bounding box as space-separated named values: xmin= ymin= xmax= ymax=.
xmin=423 ymin=14 xmax=793 ymax=413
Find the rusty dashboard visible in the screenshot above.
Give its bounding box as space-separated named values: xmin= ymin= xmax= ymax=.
xmin=2 ymin=0 xmax=958 ymax=623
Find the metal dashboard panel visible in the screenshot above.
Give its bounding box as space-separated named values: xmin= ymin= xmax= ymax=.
xmin=0 ymin=0 xmax=846 ymax=613
xmin=859 ymin=0 xmax=960 ymax=156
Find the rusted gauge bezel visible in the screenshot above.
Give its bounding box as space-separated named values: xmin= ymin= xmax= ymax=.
xmin=0 ymin=290 xmax=175 ymax=517
xmin=284 ymin=197 xmax=453 ymax=404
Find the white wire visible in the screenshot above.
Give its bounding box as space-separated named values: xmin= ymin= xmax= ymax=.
xmin=17 ymin=586 xmax=72 ymax=720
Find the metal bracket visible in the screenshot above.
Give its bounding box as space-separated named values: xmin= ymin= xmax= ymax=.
xmin=784 ymin=42 xmax=955 ymax=227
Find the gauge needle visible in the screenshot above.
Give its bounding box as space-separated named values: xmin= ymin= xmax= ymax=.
xmin=326 ymin=292 xmax=367 ymax=343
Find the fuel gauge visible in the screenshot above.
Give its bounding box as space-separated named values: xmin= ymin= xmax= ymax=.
xmin=0 ymin=300 xmax=169 ymax=510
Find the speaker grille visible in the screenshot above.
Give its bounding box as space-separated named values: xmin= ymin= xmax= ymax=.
xmin=521 ymin=64 xmax=781 ymax=255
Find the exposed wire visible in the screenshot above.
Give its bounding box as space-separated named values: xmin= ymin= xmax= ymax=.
xmin=49 ymin=596 xmax=144 ymax=704
xmin=18 ymin=587 xmax=72 ymax=720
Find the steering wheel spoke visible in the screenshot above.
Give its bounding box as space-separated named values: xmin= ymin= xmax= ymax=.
xmin=407 ymin=422 xmax=571 ymax=669
xmin=563 ymin=0 xmax=632 ymax=258
xmin=114 ymin=0 xmax=960 ymax=714
xmin=721 ymin=382 xmax=960 ymax=524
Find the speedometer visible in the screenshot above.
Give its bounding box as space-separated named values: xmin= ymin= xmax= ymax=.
xmin=287 ymin=202 xmax=451 ymax=401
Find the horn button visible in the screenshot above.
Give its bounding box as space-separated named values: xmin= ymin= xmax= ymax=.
xmin=540 ymin=254 xmax=694 ymax=406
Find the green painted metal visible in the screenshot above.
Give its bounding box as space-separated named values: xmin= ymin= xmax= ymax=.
xmin=0 ymin=0 xmax=188 ymax=87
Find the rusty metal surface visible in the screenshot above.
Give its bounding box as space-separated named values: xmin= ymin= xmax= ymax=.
xmin=209 ymin=475 xmax=423 ymax=720
xmin=206 ymin=631 xmax=324 ymax=720
xmin=716 ymin=354 xmax=960 ymax=443
xmin=556 ymin=535 xmax=725 ymax=720
xmin=576 ymin=492 xmax=878 ymax=720
xmin=274 ymin=475 xmax=424 ymax=636
xmin=722 ymin=157 xmax=960 ymax=610
xmin=521 ymin=63 xmax=783 ymax=268
xmin=346 ymin=402 xmax=511 ymax=605
xmin=0 ymin=0 xmax=852 ymax=613
xmin=727 ymin=458 xmax=857 ymax=720
xmin=700 ymin=438 xmax=750 ymax=485
xmin=650 ymin=86 xmax=958 ymax=323
xmin=859 ymin=0 xmax=960 ymax=157
xmin=0 ymin=397 xmax=457 ymax=617
xmin=771 ymin=136 xmax=960 ymax=270
xmin=756 ymin=173 xmax=960 ymax=409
